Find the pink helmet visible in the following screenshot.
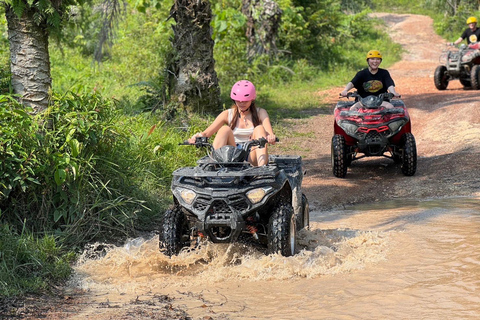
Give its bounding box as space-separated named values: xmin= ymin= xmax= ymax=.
xmin=230 ymin=80 xmax=256 ymax=101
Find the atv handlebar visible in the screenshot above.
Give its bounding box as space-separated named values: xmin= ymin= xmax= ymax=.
xmin=340 ymin=91 xmax=401 ymax=101
xmin=244 ymin=137 xmax=280 ymax=150
xmin=180 ymin=136 xmax=210 ymax=148
xmin=180 ymin=136 xmax=279 ymax=150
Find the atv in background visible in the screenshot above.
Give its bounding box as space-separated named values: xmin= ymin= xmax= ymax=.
xmin=159 ymin=137 xmax=309 ymax=257
xmin=332 ymin=92 xmax=417 ymax=178
xmin=434 ymin=42 xmax=480 ymax=90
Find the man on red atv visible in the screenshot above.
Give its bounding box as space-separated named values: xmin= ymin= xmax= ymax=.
xmin=450 ymin=16 xmax=480 ymax=47
xmin=340 ymin=50 xmax=400 ymax=111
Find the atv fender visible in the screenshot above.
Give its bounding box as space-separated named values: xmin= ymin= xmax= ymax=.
xmin=270 ymin=155 xmax=304 ymax=220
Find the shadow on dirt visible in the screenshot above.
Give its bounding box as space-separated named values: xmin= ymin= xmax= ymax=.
xmin=301 ymin=150 xmax=480 ymax=215
xmin=406 ymin=90 xmax=479 ymax=112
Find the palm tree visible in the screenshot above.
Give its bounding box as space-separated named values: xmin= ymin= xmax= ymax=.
xmin=4 ymin=4 xmax=53 ymax=113
xmin=242 ymin=0 xmax=282 ymax=60
xmin=3 ymin=0 xmax=124 ymax=113
xmin=168 ymin=0 xmax=221 ymax=114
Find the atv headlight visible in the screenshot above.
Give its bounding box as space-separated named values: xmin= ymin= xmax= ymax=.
xmin=388 ymin=119 xmax=406 ymax=133
xmin=176 ymin=187 xmax=196 ymax=205
xmin=246 ymin=187 xmax=272 ymax=204
xmin=339 ymin=121 xmax=359 ymax=136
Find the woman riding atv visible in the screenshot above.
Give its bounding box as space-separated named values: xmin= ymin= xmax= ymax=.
xmin=188 ymin=80 xmax=276 ymax=166
xmin=340 ymin=50 xmax=400 ymax=111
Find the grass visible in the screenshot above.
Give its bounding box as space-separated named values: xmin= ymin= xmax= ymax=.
xmin=0 ymin=224 xmax=75 ymax=296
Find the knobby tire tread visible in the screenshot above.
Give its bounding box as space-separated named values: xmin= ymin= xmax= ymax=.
xmin=471 ymin=65 xmax=480 ymax=90
xmin=332 ymin=134 xmax=348 ymax=178
xmin=268 ymin=200 xmax=295 ymax=257
xmin=434 ymin=65 xmax=448 ymax=90
xmin=401 ymin=133 xmax=417 ymax=176
xmin=159 ymin=206 xmax=189 ymax=256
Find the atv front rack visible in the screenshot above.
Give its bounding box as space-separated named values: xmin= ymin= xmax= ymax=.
xmin=339 ymin=107 xmax=405 ymax=117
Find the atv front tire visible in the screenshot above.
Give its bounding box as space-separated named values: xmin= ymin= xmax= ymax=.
xmin=332 ymin=134 xmax=348 ymax=178
xmin=434 ymin=65 xmax=448 ymax=90
xmin=268 ymin=200 xmax=296 ymax=257
xmin=301 ymin=193 xmax=309 ymax=230
xmin=159 ymin=206 xmax=190 ymax=256
xmin=470 ymin=65 xmax=480 ymax=90
xmin=460 ymin=78 xmax=471 ymax=88
xmin=401 ymin=133 xmax=417 ymax=176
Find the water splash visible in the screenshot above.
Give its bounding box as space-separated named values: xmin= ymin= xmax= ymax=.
xmin=71 ymin=224 xmax=389 ymax=290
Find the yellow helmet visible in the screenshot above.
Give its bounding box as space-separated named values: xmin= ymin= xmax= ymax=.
xmin=467 ymin=17 xmax=477 ymax=24
xmin=366 ymin=50 xmax=382 ymax=60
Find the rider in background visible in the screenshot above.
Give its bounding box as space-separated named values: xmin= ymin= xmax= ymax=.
xmin=450 ymin=16 xmax=480 ymax=46
xmin=340 ymin=50 xmax=400 ymax=111
xmin=187 ymin=80 xmax=276 ymax=166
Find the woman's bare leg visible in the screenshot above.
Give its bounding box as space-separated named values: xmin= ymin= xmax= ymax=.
xmin=212 ymin=126 xmax=235 ymax=149
xmin=249 ymin=125 xmax=268 ymax=166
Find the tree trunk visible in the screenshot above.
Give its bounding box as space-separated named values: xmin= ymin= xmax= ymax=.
xmin=242 ymin=0 xmax=282 ymax=60
xmin=168 ymin=0 xmax=221 ymax=114
xmin=5 ymin=6 xmax=52 ymax=113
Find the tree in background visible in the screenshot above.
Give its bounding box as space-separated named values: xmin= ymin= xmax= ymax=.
xmin=424 ymin=0 xmax=479 ymax=15
xmin=3 ymin=3 xmax=56 ymax=112
xmin=2 ymin=0 xmax=125 ymax=113
xmin=93 ymin=0 xmax=126 ymax=62
xmin=168 ymin=0 xmax=221 ymax=114
xmin=242 ymin=0 xmax=282 ymax=60
xmin=422 ymin=0 xmax=480 ymax=37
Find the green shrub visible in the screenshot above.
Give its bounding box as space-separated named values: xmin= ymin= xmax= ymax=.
xmin=0 ymin=88 xmax=217 ymax=248
xmin=0 ymin=92 xmax=149 ymax=247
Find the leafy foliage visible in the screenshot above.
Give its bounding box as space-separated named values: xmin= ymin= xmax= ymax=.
xmin=0 ymin=98 xmax=40 ymax=201
xmin=0 ymin=91 xmax=145 ymax=247
xmin=211 ymin=0 xmax=249 ymax=86
xmin=209 ymin=0 xmax=402 ymax=98
xmin=3 ymin=0 xmax=75 ymax=33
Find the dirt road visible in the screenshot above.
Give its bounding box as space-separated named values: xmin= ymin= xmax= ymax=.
xmin=4 ymin=13 xmax=480 ymax=320
xmin=293 ymin=13 xmax=480 ymax=211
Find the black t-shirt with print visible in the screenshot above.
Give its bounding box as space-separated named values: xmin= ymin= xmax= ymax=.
xmin=460 ymin=28 xmax=480 ymax=44
xmin=350 ymin=68 xmax=395 ymax=98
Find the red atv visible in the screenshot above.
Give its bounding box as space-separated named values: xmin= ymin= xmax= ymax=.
xmin=331 ymin=92 xmax=417 ymax=178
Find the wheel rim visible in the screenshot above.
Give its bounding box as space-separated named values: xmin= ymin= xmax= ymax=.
xmin=289 ymin=212 xmax=296 ymax=255
xmin=304 ymin=202 xmax=309 ymax=229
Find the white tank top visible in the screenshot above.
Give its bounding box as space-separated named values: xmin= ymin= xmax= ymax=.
xmin=228 ymin=109 xmax=255 ymax=143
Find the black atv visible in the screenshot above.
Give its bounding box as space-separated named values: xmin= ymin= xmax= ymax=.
xmin=159 ymin=137 xmax=309 ymax=257
xmin=434 ymin=43 xmax=480 ymax=90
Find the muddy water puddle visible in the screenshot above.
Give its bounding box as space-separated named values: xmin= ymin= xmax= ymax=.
xmin=68 ymin=197 xmax=480 ymax=319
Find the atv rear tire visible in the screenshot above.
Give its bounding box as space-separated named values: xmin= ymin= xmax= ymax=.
xmin=159 ymin=206 xmax=190 ymax=256
xmin=332 ymin=134 xmax=348 ymax=178
xmin=470 ymin=65 xmax=480 ymax=90
xmin=401 ymin=133 xmax=417 ymax=176
xmin=268 ymin=200 xmax=296 ymax=257
xmin=434 ymin=65 xmax=448 ymax=90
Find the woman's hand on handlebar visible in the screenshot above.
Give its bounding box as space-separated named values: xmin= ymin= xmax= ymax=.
xmin=188 ymin=132 xmax=204 ymax=144
xmin=266 ymin=134 xmax=276 ymax=145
